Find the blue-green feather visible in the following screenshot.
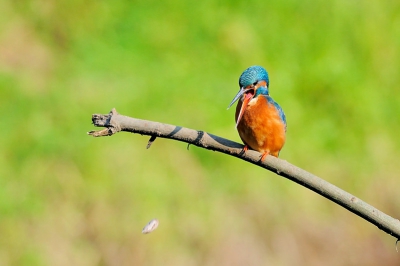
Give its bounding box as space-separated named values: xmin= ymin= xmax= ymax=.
xmin=239 ymin=65 xmax=269 ymax=87
xmin=269 ymin=98 xmax=287 ymax=130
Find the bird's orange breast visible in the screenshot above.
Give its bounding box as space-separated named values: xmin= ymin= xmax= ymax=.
xmin=235 ymin=96 xmax=286 ymax=157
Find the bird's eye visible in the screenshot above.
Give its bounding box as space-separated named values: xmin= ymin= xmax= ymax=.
xmin=252 ymin=81 xmax=258 ymax=86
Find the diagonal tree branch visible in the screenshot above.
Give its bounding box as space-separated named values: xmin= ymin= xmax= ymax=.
xmin=88 ymin=108 xmax=400 ymax=240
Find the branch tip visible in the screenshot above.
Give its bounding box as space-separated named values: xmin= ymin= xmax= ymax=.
xmin=110 ymin=108 xmax=118 ymax=115
xmin=146 ymin=136 xmax=157 ymax=149
xmin=88 ymin=128 xmax=116 ymax=137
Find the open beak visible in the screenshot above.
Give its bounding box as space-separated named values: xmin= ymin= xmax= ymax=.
xmin=227 ymin=86 xmax=255 ymax=128
xmin=227 ymin=87 xmax=246 ymax=109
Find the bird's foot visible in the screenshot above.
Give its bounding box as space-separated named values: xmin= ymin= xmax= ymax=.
xmin=260 ymin=152 xmax=269 ymax=161
xmin=239 ymin=145 xmax=249 ymax=156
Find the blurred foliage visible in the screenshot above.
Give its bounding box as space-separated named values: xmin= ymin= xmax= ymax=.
xmin=1 ymin=0 xmax=400 ymax=265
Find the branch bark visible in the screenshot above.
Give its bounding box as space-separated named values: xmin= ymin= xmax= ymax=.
xmin=88 ymin=108 xmax=400 ymax=240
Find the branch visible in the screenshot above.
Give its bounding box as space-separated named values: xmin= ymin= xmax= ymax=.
xmin=88 ymin=108 xmax=400 ymax=240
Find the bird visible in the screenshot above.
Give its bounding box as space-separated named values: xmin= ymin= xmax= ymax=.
xmin=228 ymin=65 xmax=287 ymax=160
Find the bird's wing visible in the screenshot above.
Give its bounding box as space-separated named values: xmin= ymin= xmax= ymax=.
xmin=266 ymin=96 xmax=287 ymax=131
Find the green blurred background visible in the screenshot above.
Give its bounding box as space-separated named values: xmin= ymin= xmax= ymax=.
xmin=1 ymin=0 xmax=400 ymax=265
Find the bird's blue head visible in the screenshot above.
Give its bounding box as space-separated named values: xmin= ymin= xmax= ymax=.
xmin=239 ymin=65 xmax=269 ymax=88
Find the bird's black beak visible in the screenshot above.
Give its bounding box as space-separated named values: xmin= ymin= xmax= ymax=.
xmin=227 ymin=86 xmax=256 ymax=128
xmin=227 ymin=87 xmax=246 ymax=109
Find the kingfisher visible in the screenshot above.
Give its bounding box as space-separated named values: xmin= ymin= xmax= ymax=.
xmin=228 ymin=66 xmax=287 ymax=160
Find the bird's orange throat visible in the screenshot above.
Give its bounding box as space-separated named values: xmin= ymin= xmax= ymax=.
xmin=236 ymin=90 xmax=255 ymax=127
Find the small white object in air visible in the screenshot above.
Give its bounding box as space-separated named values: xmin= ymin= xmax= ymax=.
xmin=142 ymin=219 xmax=159 ymax=234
